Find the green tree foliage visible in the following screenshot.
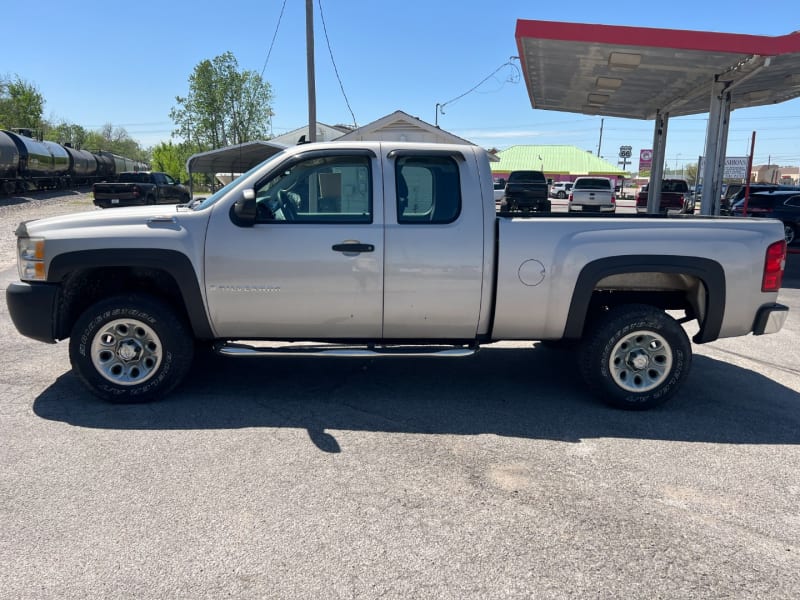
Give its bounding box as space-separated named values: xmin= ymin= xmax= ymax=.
xmin=0 ymin=75 xmax=44 ymax=130
xmin=684 ymin=162 xmax=698 ymax=183
xmin=170 ymin=52 xmax=272 ymax=151
xmin=151 ymin=140 xmax=193 ymax=181
xmin=79 ymin=123 xmax=149 ymax=163
xmin=45 ymin=121 xmax=89 ymax=149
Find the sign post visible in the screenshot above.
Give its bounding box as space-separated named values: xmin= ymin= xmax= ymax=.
xmin=618 ymin=146 xmax=632 ymax=196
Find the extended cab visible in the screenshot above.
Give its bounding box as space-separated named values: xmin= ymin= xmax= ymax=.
xmin=636 ymin=178 xmax=694 ymax=214
xmin=499 ymin=170 xmax=550 ymax=212
xmin=6 ymin=142 xmax=789 ymax=410
xmin=93 ymin=171 xmax=190 ymax=208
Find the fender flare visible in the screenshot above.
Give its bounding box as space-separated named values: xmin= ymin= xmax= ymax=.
xmin=563 ymin=255 xmax=726 ymax=344
xmin=47 ymin=248 xmax=214 ymax=339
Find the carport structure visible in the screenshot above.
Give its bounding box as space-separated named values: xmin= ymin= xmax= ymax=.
xmin=185 ymin=140 xmax=287 ymax=196
xmin=515 ymin=20 xmax=800 ymax=214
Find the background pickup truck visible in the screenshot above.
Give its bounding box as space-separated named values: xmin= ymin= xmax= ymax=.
xmin=7 ymin=141 xmax=789 ymax=411
xmin=636 ymin=179 xmax=694 ymax=214
xmin=568 ymin=176 xmax=616 ymax=212
xmin=499 ymin=170 xmax=550 ymax=212
xmin=92 ymin=171 xmax=190 ymax=208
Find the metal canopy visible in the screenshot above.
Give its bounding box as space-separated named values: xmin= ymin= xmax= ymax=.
xmin=515 ymin=20 xmax=800 ymax=120
xmin=515 ymin=20 xmax=800 ymax=215
xmin=186 ymin=140 xmax=287 ymax=176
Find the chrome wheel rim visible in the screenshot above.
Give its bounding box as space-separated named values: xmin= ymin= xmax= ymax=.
xmin=91 ymin=318 xmax=162 ymax=386
xmin=609 ymin=330 xmax=672 ymax=393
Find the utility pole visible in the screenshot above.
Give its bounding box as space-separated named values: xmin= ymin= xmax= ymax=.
xmin=597 ymin=118 xmax=604 ymax=156
xmin=306 ymin=0 xmax=317 ymax=142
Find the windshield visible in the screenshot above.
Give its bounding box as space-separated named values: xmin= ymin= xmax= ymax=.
xmin=190 ymin=151 xmax=289 ymax=210
xmin=508 ymin=171 xmax=545 ymax=183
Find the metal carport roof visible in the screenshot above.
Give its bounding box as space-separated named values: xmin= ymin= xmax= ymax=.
xmin=514 ymin=20 xmax=800 ymax=213
xmin=186 ymin=140 xmax=287 ymax=176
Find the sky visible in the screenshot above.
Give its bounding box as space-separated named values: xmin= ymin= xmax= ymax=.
xmin=4 ymin=0 xmax=800 ymax=169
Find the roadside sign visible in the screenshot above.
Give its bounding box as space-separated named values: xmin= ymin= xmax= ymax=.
xmin=698 ymin=156 xmax=749 ymax=180
xmin=619 ymin=145 xmax=632 ymax=159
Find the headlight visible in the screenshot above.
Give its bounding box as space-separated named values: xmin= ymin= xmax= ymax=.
xmin=17 ymin=237 xmax=46 ymax=281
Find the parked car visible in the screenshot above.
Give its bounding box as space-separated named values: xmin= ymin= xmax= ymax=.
xmin=493 ymin=178 xmax=506 ymax=208
xmin=721 ymin=183 xmax=800 ymax=215
xmin=550 ymin=181 xmax=573 ymax=198
xmin=568 ymin=176 xmax=615 ymax=212
xmin=500 ymin=170 xmax=550 ymax=212
xmin=636 ymin=179 xmax=694 ymax=214
xmin=730 ymin=190 xmax=800 ymax=244
xmin=92 ymin=171 xmax=190 ymax=208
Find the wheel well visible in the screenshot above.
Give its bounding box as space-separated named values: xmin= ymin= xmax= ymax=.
xmin=564 ymin=256 xmax=725 ymax=344
xmin=55 ymin=266 xmax=189 ymax=340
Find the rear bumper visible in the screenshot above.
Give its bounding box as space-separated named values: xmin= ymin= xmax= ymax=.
xmin=6 ymin=281 xmax=59 ymax=343
xmin=570 ymin=204 xmax=616 ymax=212
xmin=752 ymin=302 xmax=789 ymax=335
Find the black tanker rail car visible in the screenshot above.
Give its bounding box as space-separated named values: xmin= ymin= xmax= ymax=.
xmin=0 ymin=129 xmax=148 ymax=195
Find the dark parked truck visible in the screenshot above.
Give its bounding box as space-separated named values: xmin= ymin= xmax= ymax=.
xmin=500 ymin=170 xmax=550 ymax=212
xmin=5 ymin=141 xmax=790 ymax=410
xmin=92 ymin=171 xmax=190 ymax=208
xmin=636 ymin=178 xmax=694 ymax=214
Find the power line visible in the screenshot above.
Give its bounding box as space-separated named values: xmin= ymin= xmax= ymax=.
xmin=260 ymin=0 xmax=288 ymax=79
xmin=317 ymin=0 xmax=357 ymax=128
xmin=436 ymin=58 xmax=520 ymax=126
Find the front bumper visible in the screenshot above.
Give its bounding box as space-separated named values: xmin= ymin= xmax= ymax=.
xmin=752 ymin=303 xmax=789 ymax=335
xmin=6 ymin=281 xmax=60 ymax=343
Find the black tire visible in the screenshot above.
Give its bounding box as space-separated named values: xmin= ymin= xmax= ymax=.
xmin=579 ymin=304 xmax=691 ymax=410
xmin=69 ymin=294 xmax=194 ymax=403
xmin=784 ymin=222 xmax=796 ymax=246
xmin=146 ymin=195 xmax=156 ymax=205
xmin=557 ymin=191 xmax=566 ymax=199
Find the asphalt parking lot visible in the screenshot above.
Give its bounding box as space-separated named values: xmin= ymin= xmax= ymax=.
xmin=0 ymin=191 xmax=798 ymax=599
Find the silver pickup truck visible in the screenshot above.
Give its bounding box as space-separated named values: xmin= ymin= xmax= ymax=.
xmin=6 ymin=141 xmax=789 ymax=410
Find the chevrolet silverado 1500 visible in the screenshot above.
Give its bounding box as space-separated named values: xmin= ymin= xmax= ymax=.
xmin=6 ymin=141 xmax=789 ymax=410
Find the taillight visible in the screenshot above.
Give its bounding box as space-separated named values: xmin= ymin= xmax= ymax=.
xmin=762 ymin=240 xmax=786 ymax=292
xmin=568 ymin=193 xmax=573 ymax=201
xmin=611 ymin=194 xmax=616 ymax=204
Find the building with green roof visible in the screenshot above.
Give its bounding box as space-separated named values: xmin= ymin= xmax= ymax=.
xmin=491 ymin=145 xmax=630 ymax=184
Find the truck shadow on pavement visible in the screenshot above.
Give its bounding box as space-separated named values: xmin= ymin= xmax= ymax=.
xmin=33 ymin=345 xmax=800 ymax=453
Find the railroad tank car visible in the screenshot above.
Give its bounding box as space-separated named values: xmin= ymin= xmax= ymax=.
xmin=63 ymin=145 xmax=98 ymax=185
xmin=0 ymin=131 xmax=20 ymax=194
xmin=0 ymin=129 xmax=148 ymax=194
xmin=93 ymin=152 xmax=115 ymax=180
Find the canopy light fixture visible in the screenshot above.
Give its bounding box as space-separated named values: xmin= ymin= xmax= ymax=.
xmin=744 ymin=89 xmax=770 ymax=102
xmin=608 ymin=52 xmax=641 ymax=69
xmin=587 ymin=93 xmax=610 ymax=105
xmin=596 ymin=77 xmax=623 ymax=91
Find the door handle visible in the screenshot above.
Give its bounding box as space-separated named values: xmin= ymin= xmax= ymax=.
xmin=332 ymin=243 xmax=375 ymax=253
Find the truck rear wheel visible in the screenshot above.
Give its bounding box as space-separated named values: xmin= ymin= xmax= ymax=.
xmin=69 ymin=294 xmax=194 ymax=403
xmin=579 ymin=304 xmax=691 ymax=410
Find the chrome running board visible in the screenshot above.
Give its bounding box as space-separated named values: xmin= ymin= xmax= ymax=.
xmin=215 ymin=342 xmax=477 ymax=358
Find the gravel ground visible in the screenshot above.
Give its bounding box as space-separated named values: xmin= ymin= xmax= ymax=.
xmin=0 ymin=189 xmax=96 ymax=265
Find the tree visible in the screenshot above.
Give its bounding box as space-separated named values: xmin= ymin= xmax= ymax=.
xmin=78 ymin=123 xmax=148 ymax=163
xmin=170 ymin=52 xmax=272 ymax=151
xmin=151 ymin=140 xmax=193 ymax=182
xmin=684 ymin=162 xmax=698 ymax=183
xmin=0 ymin=75 xmax=44 ymax=131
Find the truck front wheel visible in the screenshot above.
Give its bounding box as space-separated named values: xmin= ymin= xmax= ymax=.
xmin=69 ymin=294 xmax=194 ymax=403
xmin=579 ymin=304 xmax=691 ymax=410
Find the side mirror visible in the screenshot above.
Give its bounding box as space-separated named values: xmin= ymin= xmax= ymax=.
xmin=231 ymin=188 xmax=257 ymax=227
